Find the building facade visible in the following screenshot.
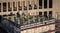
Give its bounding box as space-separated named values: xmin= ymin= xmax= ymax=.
xmin=0 ymin=0 xmax=53 ymax=16
xmin=0 ymin=0 xmax=60 ymax=33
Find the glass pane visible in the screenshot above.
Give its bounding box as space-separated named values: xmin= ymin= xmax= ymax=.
xmin=44 ymin=11 xmax=47 ymax=17
xmin=0 ymin=3 xmax=1 ymax=12
xmin=18 ymin=1 xmax=22 ymax=11
xmin=29 ymin=4 xmax=32 ymax=10
xmin=49 ymin=0 xmax=52 ymax=8
xmin=18 ymin=6 xmax=22 ymax=10
xmin=8 ymin=2 xmax=12 ymax=11
xmin=18 ymin=1 xmax=20 ymax=7
xmin=49 ymin=11 xmax=52 ymax=18
xmin=3 ymin=2 xmax=7 ymax=12
xmin=13 ymin=2 xmax=17 ymax=11
xmin=44 ymin=0 xmax=47 ymax=8
xmin=39 ymin=12 xmax=42 ymax=17
xmin=39 ymin=0 xmax=42 ymax=9
xmin=34 ymin=4 xmax=37 ymax=9
xmin=24 ymin=6 xmax=27 ymax=10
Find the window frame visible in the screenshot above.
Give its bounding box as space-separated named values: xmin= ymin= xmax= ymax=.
xmin=3 ymin=2 xmax=7 ymax=12
xmin=49 ymin=0 xmax=52 ymax=8
xmin=44 ymin=0 xmax=47 ymax=8
xmin=8 ymin=2 xmax=12 ymax=11
xmin=0 ymin=3 xmax=1 ymax=12
xmin=39 ymin=0 xmax=42 ymax=9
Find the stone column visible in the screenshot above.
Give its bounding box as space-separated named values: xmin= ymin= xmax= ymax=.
xmin=37 ymin=0 xmax=39 ymax=9
xmin=37 ymin=0 xmax=39 ymax=15
xmin=32 ymin=0 xmax=34 ymax=10
xmin=42 ymin=0 xmax=44 ymax=9
xmin=47 ymin=0 xmax=49 ymax=16
xmin=12 ymin=2 xmax=13 ymax=12
xmin=27 ymin=0 xmax=29 ymax=10
xmin=22 ymin=1 xmax=24 ymax=11
xmin=1 ymin=2 xmax=3 ymax=15
xmin=7 ymin=2 xmax=8 ymax=13
xmin=15 ymin=2 xmax=16 ymax=7
xmin=17 ymin=2 xmax=18 ymax=12
xmin=26 ymin=0 xmax=29 ymax=11
xmin=42 ymin=0 xmax=44 ymax=15
xmin=47 ymin=0 xmax=49 ymax=9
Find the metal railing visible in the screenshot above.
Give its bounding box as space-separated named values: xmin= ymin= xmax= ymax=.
xmin=3 ymin=15 xmax=55 ymax=25
xmin=2 ymin=15 xmax=55 ymax=30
